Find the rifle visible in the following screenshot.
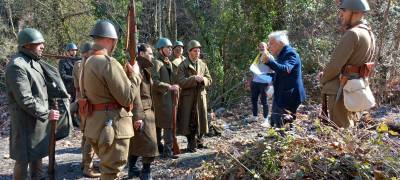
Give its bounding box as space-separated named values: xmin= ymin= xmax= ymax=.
xmin=126 ymin=0 xmax=137 ymax=66
xmin=48 ymin=99 xmax=58 ymax=180
xmin=43 ymin=53 xmax=81 ymax=61
xmin=172 ymin=88 xmax=181 ymax=155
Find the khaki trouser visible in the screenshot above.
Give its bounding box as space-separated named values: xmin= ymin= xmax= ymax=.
xmin=327 ymin=94 xmax=358 ymax=128
xmin=13 ymin=159 xmax=44 ymax=180
xmin=87 ymin=137 xmax=130 ymax=180
xmin=81 ymin=136 xmax=95 ymax=170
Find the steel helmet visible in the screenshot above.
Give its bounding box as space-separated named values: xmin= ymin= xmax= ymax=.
xmin=17 ymin=28 xmax=45 ymax=46
xmin=90 ymin=20 xmax=118 ymax=39
xmin=187 ymin=40 xmax=201 ymax=52
xmin=65 ymin=43 xmax=78 ymax=51
xmin=340 ymin=0 xmax=370 ymax=12
xmin=173 ymin=40 xmax=184 ymax=49
xmin=79 ymin=42 xmax=94 ymax=53
xmin=156 ymin=38 xmax=173 ymax=49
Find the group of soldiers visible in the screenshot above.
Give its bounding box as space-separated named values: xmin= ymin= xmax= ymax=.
xmin=5 ymin=0 xmax=375 ymax=179
xmin=6 ymin=18 xmax=212 ymax=179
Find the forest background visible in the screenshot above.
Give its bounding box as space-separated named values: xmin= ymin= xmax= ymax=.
xmin=0 ymin=0 xmax=399 ymax=108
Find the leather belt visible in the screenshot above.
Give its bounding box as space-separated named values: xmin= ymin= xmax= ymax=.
xmin=92 ymin=102 xmax=121 ymax=111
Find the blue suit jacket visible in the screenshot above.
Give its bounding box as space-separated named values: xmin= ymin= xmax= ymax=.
xmin=266 ymin=45 xmax=306 ymax=108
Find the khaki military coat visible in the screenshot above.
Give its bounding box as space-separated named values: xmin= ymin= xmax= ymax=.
xmin=6 ymin=49 xmax=70 ymax=161
xmin=171 ymin=56 xmax=185 ymax=82
xmin=321 ymin=21 xmax=375 ymax=127
xmin=176 ymin=58 xmax=212 ymax=136
xmin=151 ymin=55 xmax=176 ymax=129
xmin=73 ymin=60 xmax=81 ymax=96
xmin=129 ymin=57 xmax=159 ymax=157
xmin=321 ymin=21 xmax=375 ymax=94
xmin=82 ymin=48 xmax=137 ymax=140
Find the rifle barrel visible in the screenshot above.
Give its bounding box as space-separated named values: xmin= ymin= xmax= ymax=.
xmin=43 ymin=53 xmax=81 ymax=61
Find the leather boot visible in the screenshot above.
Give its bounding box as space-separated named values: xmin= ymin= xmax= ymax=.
xmin=140 ymin=164 xmax=152 ymax=180
xmin=30 ymin=159 xmax=45 ymax=180
xmin=83 ymin=167 xmax=100 ymax=178
xmin=127 ymin=156 xmax=140 ymax=179
xmin=186 ymin=134 xmax=197 ymax=153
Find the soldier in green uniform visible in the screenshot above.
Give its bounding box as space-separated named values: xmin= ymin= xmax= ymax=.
xmin=127 ymin=43 xmax=158 ymax=180
xmin=72 ymin=41 xmax=100 ymax=177
xmin=319 ymin=0 xmax=375 ymax=128
xmin=82 ymin=20 xmax=139 ymax=179
xmin=6 ymin=28 xmax=60 ymax=180
xmin=152 ymin=37 xmax=180 ymax=159
xmin=171 ymin=40 xmax=186 ymax=79
xmin=177 ymin=40 xmax=212 ymax=152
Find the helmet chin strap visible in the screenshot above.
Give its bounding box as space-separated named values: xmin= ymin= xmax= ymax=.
xmin=110 ymin=39 xmax=118 ymax=55
xmin=343 ymin=11 xmax=356 ymax=30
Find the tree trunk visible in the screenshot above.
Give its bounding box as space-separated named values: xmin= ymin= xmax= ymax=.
xmin=171 ymin=0 xmax=177 ymax=41
xmin=4 ymin=0 xmax=17 ymax=39
xmin=52 ymin=0 xmax=64 ymax=52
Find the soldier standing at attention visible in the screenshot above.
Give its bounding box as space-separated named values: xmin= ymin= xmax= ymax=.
xmin=319 ymin=0 xmax=375 ymax=128
xmin=59 ymin=42 xmax=80 ymax=127
xmin=171 ymin=40 xmax=186 ymax=79
xmin=152 ymin=38 xmax=180 ymax=159
xmin=177 ymin=40 xmax=212 ymax=152
xmin=72 ymin=41 xmax=100 ymax=178
xmin=59 ymin=43 xmax=78 ymax=101
xmin=6 ymin=28 xmax=60 ymax=180
xmin=127 ymin=43 xmax=158 ymax=180
xmin=82 ymin=20 xmax=138 ymax=179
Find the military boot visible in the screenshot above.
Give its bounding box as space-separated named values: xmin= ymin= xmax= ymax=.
xmin=139 ymin=164 xmax=153 ymax=180
xmin=127 ymin=156 xmax=140 ymax=179
xmin=83 ymin=167 xmax=101 ymax=178
xmin=186 ymin=135 xmax=197 ymax=153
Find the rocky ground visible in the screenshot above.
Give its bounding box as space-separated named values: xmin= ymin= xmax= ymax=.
xmin=0 ymin=91 xmax=399 ymax=179
xmin=0 ymin=94 xmax=264 ymax=179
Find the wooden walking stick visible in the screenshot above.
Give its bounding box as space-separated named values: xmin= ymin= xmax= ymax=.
xmin=48 ymin=99 xmax=58 ymax=180
xmin=172 ymin=88 xmax=181 ymax=155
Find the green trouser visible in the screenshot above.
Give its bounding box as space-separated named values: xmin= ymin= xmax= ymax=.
xmin=13 ymin=159 xmax=44 ymax=180
xmin=87 ymin=137 xmax=130 ymax=180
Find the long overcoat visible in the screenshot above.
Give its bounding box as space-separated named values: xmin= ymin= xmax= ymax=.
xmin=129 ymin=57 xmax=159 ymax=157
xmin=151 ymin=55 xmax=175 ymax=129
xmin=6 ymin=49 xmax=70 ymax=162
xmin=176 ymin=58 xmax=212 ymax=136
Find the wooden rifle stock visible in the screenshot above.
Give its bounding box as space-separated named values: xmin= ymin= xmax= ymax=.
xmin=172 ymin=88 xmax=181 ymax=155
xmin=48 ymin=99 xmax=58 ymax=180
xmin=126 ymin=0 xmax=137 ymax=66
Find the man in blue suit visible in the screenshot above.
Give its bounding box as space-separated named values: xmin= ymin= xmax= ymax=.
xmin=263 ymin=30 xmax=306 ymax=128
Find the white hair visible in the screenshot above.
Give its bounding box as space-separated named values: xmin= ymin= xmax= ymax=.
xmin=268 ymin=30 xmax=290 ymax=45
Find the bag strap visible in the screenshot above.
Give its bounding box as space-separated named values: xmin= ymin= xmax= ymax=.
xmin=79 ymin=50 xmax=107 ymax=98
xmin=353 ymin=24 xmax=376 ymax=63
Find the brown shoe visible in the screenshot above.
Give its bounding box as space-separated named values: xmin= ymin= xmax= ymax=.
xmin=83 ymin=168 xmax=101 ymax=178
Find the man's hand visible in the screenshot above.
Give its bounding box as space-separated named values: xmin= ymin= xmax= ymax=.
xmin=262 ymin=52 xmax=270 ymax=64
xmin=169 ymin=84 xmax=180 ymax=91
xmin=195 ymin=75 xmax=204 ymax=82
xmin=316 ymin=71 xmax=324 ymax=81
xmin=49 ymin=110 xmax=60 ymax=121
xmin=134 ymin=120 xmax=143 ymax=130
xmin=124 ymin=63 xmax=133 ymax=78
